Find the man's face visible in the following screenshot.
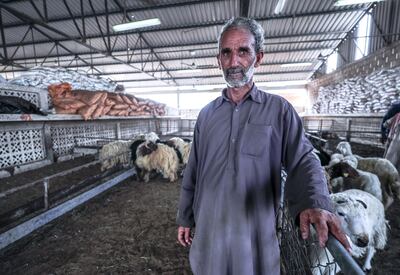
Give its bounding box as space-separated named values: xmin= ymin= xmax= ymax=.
xmin=217 ymin=27 xmax=263 ymax=88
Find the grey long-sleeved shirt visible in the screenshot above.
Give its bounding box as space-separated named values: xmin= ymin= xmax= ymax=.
xmin=177 ymin=84 xmax=333 ymax=275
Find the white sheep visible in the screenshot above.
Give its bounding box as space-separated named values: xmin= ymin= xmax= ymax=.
xmin=335 ymin=142 xmax=400 ymax=209
xmin=327 ymin=162 xmax=383 ymax=202
xmin=336 ymin=141 xmax=353 ymax=156
xmin=135 ymin=140 xmax=179 ymax=182
xmin=99 ymin=140 xmax=133 ymax=171
xmin=331 ymin=189 xmax=388 ymax=272
xmin=328 ymin=153 xmax=344 ymax=167
xmin=356 ymin=156 xmax=400 ymax=209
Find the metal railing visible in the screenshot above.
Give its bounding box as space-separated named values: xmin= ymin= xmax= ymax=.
xmin=301 ymin=114 xmax=384 ymax=146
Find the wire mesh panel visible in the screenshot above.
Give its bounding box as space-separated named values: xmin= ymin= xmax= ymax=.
xmin=278 ymin=205 xmax=340 ymax=275
xmin=277 ymin=170 xmax=363 ymax=275
xmin=120 ymin=120 xmax=152 ymax=140
xmin=50 ymin=122 xmax=116 ymax=157
xmin=0 ymin=127 xmax=45 ymax=168
xmin=302 ymin=115 xmax=383 ymax=145
xmin=158 ymin=118 xmax=180 ymax=135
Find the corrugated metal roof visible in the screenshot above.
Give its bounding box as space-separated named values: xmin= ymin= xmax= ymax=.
xmin=0 ymin=0 xmax=394 ymax=87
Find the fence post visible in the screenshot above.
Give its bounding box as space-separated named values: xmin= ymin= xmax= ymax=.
xmin=346 ymin=119 xmax=352 ymax=142
xmin=318 ymin=119 xmax=323 ymax=137
xmin=43 ymin=179 xmax=49 ymax=210
xmin=115 ymin=122 xmax=121 ymax=139
xmin=43 ymin=122 xmax=55 ymax=163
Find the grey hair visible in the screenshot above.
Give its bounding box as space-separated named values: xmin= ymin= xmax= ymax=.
xmin=217 ymin=17 xmax=265 ymax=53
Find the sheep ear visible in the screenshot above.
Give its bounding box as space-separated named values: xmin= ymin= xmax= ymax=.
xmin=347 ymin=165 xmax=359 ymax=177
xmin=356 ymin=199 xmax=367 ymax=209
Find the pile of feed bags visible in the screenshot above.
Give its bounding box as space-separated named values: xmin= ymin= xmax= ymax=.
xmin=312 ymin=67 xmax=400 ymax=114
xmin=48 ymin=83 xmax=166 ymax=120
xmin=8 ymin=66 xmax=118 ymax=92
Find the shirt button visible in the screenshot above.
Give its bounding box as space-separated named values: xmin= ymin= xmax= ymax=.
xmin=232 ymin=138 xmax=235 ymax=143
xmin=235 ymin=108 xmax=239 ymax=112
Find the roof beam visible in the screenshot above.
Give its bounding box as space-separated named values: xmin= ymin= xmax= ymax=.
xmin=0 ymin=8 xmax=7 ymax=60
xmin=240 ymin=0 xmax=250 ymax=17
xmin=1 ymin=31 xmax=344 ymax=55
xmin=0 ymin=2 xmax=176 ymax=86
xmin=62 ymin=0 xmax=83 ymax=38
xmin=0 ymin=6 xmax=364 ymax=34
xmin=108 ymin=0 xmax=177 ymax=84
xmin=2 ymin=60 xmax=316 ymax=74
xmin=0 ymin=0 xmax=227 ymax=28
xmin=88 ymin=0 xmax=109 ymax=52
xmin=116 ymin=70 xmax=312 ymax=82
xmin=29 ymin=0 xmax=45 ymax=22
xmin=6 ymin=46 xmax=330 ymax=64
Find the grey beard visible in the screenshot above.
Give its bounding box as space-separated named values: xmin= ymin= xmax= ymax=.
xmin=223 ymin=60 xmax=256 ymax=88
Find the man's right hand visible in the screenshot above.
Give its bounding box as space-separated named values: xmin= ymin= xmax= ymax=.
xmin=177 ymin=226 xmax=192 ymax=247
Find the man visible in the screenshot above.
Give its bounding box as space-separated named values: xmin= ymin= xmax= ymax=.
xmin=176 ymin=17 xmax=349 ymax=275
xmin=381 ymin=101 xmax=400 ymax=144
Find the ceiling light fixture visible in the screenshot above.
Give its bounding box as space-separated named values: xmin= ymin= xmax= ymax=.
xmin=258 ymin=80 xmax=309 ymax=87
xmin=112 ymin=18 xmax=161 ymax=32
xmin=281 ymin=62 xmax=313 ymax=67
xmin=176 ymin=69 xmax=203 ymax=74
xmin=274 ymin=0 xmax=287 ymax=14
xmin=334 ymin=0 xmax=384 ymax=6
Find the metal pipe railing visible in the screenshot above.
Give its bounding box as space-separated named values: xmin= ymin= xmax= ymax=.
xmin=326 ymin=233 xmax=365 ymax=275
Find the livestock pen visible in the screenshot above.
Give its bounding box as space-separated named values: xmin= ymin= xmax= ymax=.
xmin=1 ymin=114 xmax=399 ymax=274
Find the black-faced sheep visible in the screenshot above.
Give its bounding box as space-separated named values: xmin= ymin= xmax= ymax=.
xmin=135 ymin=140 xmax=179 ymax=182
xmin=327 ymin=162 xmax=383 ymax=203
xmin=165 ymin=137 xmax=192 ymax=165
xmin=130 ymin=139 xmax=146 ymax=177
xmin=133 ymin=131 xmax=160 ymax=143
xmin=328 ymin=153 xmax=344 ymax=167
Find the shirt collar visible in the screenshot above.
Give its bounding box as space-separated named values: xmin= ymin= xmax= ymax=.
xmin=215 ymin=83 xmax=262 ymax=109
xmin=247 ymin=84 xmax=262 ymax=104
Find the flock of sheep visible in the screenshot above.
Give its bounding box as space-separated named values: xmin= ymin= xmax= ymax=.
xmin=96 ymin=133 xmax=399 ymax=273
xmin=98 ymin=132 xmax=192 ymax=183
xmin=312 ymin=141 xmax=400 ymax=273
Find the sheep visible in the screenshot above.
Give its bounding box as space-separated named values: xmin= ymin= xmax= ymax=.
xmin=327 ymin=162 xmax=383 ymax=202
xmin=331 ymin=189 xmax=388 ymax=271
xmin=356 ymin=156 xmax=400 ymax=209
xmin=336 ymin=141 xmax=353 ymax=156
xmin=133 ymin=131 xmax=160 ymax=143
xmin=99 ymin=140 xmax=133 ymax=171
xmin=328 ymin=153 xmax=344 ymax=167
xmin=130 ymin=139 xmax=146 ymax=177
xmin=165 ymin=137 xmax=192 ymax=165
xmin=135 ymin=140 xmax=179 ymax=182
xmin=312 ymin=148 xmax=331 ymax=166
xmin=335 ymin=141 xmax=400 ymax=209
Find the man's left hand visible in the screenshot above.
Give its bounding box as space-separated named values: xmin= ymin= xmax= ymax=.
xmin=299 ymin=208 xmax=350 ymax=252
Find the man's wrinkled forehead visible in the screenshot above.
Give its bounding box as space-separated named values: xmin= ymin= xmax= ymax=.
xmin=219 ymin=27 xmax=256 ymax=50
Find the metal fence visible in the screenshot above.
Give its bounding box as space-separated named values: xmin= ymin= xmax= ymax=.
xmin=301 ymin=114 xmax=384 ymax=146
xmin=0 ymin=116 xmax=197 ymax=171
xmin=278 ymin=171 xmax=364 ymax=275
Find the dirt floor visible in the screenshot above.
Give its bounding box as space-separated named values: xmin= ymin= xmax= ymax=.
xmin=0 ymin=176 xmax=192 ymax=274
xmin=0 ymin=159 xmax=399 ymax=274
